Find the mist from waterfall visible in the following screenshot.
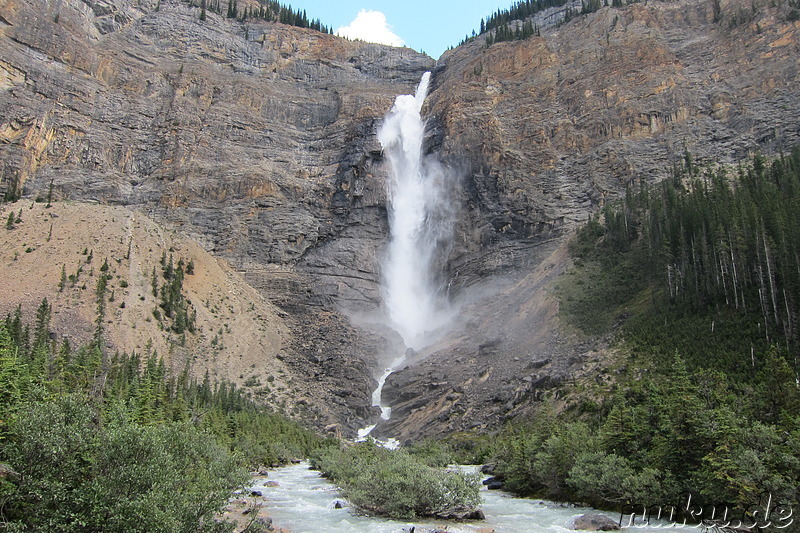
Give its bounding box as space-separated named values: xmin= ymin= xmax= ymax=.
xmin=356 ymin=72 xmax=456 ymax=440
xmin=377 ymin=72 xmax=456 ymax=352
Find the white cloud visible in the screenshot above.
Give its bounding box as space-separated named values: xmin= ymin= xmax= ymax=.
xmin=336 ymin=10 xmax=405 ymax=47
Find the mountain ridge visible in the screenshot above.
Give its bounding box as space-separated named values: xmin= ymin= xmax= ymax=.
xmin=1 ymin=0 xmax=798 ymax=437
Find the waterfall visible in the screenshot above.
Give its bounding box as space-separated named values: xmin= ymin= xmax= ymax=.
xmin=378 ymin=71 xmax=455 ymax=351
xmin=358 ymin=72 xmax=457 ymax=440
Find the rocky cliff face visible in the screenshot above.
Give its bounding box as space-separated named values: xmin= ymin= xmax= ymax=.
xmin=426 ymin=0 xmax=798 ymax=276
xmin=0 ymin=0 xmax=434 ymax=434
xmin=1 ymin=0 xmax=798 ymax=438
xmin=0 ymin=0 xmax=432 ymax=305
xmin=379 ymin=0 xmax=800 ymax=440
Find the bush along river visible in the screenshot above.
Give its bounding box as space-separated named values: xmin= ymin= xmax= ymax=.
xmin=249 ymin=462 xmax=697 ymax=533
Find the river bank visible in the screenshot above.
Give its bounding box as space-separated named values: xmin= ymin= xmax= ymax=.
xmin=249 ymin=462 xmax=697 ymax=533
xmin=219 ymin=473 xmax=289 ymax=533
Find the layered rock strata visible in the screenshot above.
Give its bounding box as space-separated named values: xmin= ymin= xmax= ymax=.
xmin=1 ymin=0 xmax=798 ymax=436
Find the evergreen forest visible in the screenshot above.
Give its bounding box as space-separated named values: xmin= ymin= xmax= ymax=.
xmin=465 ymin=0 xmax=796 ymax=47
xmin=0 ymin=304 xmax=322 ymax=532
xmin=187 ymin=0 xmax=331 ymax=32
xmin=471 ymin=147 xmax=800 ymax=527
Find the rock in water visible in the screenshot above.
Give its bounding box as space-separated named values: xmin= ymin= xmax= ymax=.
xmin=481 ymin=475 xmax=504 ymax=489
xmin=435 ymin=507 xmax=485 ymax=520
xmin=570 ymin=513 xmax=621 ymax=531
xmin=486 ymin=479 xmax=504 ymax=490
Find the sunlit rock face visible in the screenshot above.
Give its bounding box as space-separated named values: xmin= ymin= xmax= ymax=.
xmin=1 ymin=0 xmax=798 ymax=437
xmin=379 ymin=0 xmax=800 ymax=441
xmin=0 ymin=0 xmax=433 ymax=434
xmin=427 ymin=0 xmax=799 ymax=281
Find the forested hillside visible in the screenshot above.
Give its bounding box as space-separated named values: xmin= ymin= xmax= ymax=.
xmin=482 ymin=148 xmax=800 ymax=522
xmin=0 ymin=307 xmax=320 ymax=532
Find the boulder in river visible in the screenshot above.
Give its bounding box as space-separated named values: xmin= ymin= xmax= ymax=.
xmin=435 ymin=507 xmax=485 ymax=520
xmin=481 ymin=476 xmax=504 ymax=489
xmin=570 ymin=513 xmax=621 ymax=531
xmin=486 ymin=480 xmax=504 ymax=490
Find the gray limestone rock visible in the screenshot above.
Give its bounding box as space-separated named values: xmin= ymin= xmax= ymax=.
xmin=1 ymin=0 xmax=798 ymax=437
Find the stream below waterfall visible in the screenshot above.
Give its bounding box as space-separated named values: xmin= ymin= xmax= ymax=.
xmin=250 ymin=462 xmax=696 ymax=533
xmin=356 ymin=353 xmax=407 ymax=443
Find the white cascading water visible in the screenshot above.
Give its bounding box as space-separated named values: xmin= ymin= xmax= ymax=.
xmin=378 ymin=71 xmax=455 ymax=351
xmin=358 ymin=72 xmax=456 ymax=440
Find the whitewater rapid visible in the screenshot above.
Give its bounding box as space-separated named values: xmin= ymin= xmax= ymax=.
xmin=251 ymin=462 xmax=696 ymax=533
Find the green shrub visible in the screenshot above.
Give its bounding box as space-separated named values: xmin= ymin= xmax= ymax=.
xmin=91 ymin=419 xmax=244 ymax=532
xmin=567 ymin=452 xmax=672 ymax=507
xmin=311 ymin=441 xmax=480 ymax=520
xmin=407 ymin=438 xmax=454 ymax=467
xmin=494 ymin=417 xmax=597 ymax=499
xmin=2 ymin=396 xmax=246 ymax=532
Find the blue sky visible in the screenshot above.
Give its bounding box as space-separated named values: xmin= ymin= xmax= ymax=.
xmin=295 ymin=1 xmax=508 ymax=59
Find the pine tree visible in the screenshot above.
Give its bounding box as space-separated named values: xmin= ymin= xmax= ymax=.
xmin=32 ymin=298 xmax=51 ymax=353
xmin=59 ymin=264 xmax=67 ymax=292
xmin=0 ymin=324 xmax=31 ymax=438
xmin=94 ymin=274 xmax=108 ymax=349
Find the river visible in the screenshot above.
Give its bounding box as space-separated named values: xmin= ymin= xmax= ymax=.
xmin=249 ymin=462 xmax=697 ymax=533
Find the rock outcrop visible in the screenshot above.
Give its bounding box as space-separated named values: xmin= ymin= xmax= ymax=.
xmin=428 ymin=0 xmax=799 ymax=283
xmin=0 ymin=0 xmax=433 ymax=433
xmin=377 ymin=0 xmax=800 ymax=440
xmin=1 ymin=0 xmax=799 ymax=437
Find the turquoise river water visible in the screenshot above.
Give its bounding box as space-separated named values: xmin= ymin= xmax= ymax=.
xmin=249 ymin=462 xmax=698 ymax=533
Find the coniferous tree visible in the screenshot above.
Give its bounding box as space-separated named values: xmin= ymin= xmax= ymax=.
xmin=151 ymin=266 xmax=158 ymax=297
xmin=59 ymin=264 xmax=67 ymax=292
xmin=32 ymin=298 xmax=51 ymax=355
xmin=45 ymin=179 xmax=54 ymax=208
xmin=94 ymin=274 xmax=107 ymax=348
